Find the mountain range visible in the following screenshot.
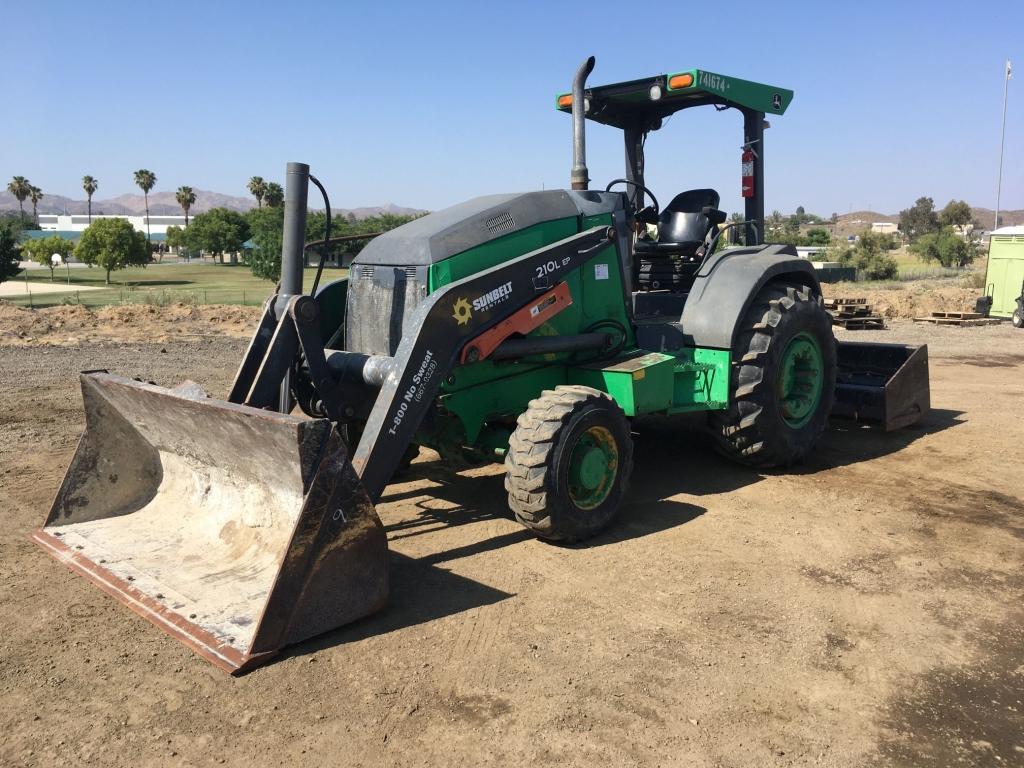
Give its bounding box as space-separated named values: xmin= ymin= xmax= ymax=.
xmin=830 ymin=208 xmax=1024 ymax=237
xmin=3 ymin=188 xmax=1021 ymax=230
xmin=0 ymin=188 xmax=426 ymax=220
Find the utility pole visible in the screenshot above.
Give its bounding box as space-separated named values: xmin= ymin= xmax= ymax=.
xmin=995 ymin=59 xmax=1012 ymax=231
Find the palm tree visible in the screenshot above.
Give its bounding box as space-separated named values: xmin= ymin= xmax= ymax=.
xmin=133 ymin=169 xmax=157 ymax=242
xmin=7 ymin=176 xmax=30 ymax=220
xmin=176 ymin=186 xmax=196 ymax=226
xmin=28 ymin=186 xmax=43 ymax=224
xmin=264 ymin=182 xmax=284 ymax=208
xmin=82 ymin=175 xmax=98 ymax=223
xmin=247 ymin=176 xmax=267 ymax=208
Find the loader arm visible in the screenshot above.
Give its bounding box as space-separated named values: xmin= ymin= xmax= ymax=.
xmin=350 ymin=225 xmax=615 ymax=500
xmin=221 ymin=224 xmax=616 ymax=502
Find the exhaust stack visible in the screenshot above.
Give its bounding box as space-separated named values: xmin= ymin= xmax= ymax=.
xmin=570 ymin=56 xmax=596 ymax=191
xmin=277 ymin=162 xmax=310 ymax=315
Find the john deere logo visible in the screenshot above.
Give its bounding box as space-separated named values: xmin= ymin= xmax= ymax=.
xmin=772 ymin=93 xmax=782 ymax=110
xmin=452 ymin=297 xmax=472 ymax=325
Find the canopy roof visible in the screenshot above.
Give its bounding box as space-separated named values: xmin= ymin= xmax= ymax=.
xmin=556 ymin=69 xmax=793 ymax=129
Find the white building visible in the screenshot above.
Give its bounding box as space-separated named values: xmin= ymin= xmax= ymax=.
xmin=871 ymin=222 xmax=898 ymax=235
xmin=37 ymin=213 xmax=187 ymax=237
xmin=796 ymin=246 xmax=828 ymax=259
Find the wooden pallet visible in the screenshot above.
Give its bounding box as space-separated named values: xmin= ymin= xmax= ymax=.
xmin=923 ymin=311 xmax=983 ymax=320
xmin=826 ymin=297 xmax=885 ymax=329
xmin=831 ymin=316 xmax=886 ymax=330
xmin=830 ymin=307 xmax=874 ymax=319
xmin=824 ymin=297 xmax=867 ymax=308
xmin=912 ymin=315 xmax=1003 ymax=327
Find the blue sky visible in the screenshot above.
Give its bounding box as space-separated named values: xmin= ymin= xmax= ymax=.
xmin=3 ymin=0 xmax=1021 ymax=218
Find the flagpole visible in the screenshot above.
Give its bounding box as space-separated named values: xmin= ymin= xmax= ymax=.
xmin=995 ymin=59 xmax=1011 ymax=231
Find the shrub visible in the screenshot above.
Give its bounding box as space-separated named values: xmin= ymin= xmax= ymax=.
xmin=960 ymin=271 xmax=987 ymax=290
xmin=805 ymin=228 xmax=831 ymax=246
xmin=841 ymin=230 xmax=899 ymax=280
xmin=911 ymin=227 xmax=977 ymax=268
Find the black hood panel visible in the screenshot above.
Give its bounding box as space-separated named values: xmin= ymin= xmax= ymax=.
xmin=353 ymin=191 xmax=584 ymax=266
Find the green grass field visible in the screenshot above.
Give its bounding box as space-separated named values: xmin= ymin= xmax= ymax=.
xmin=888 ymin=246 xmax=964 ymax=279
xmin=5 ymin=248 xmax=978 ymax=309
xmin=5 ymin=263 xmax=349 ymax=308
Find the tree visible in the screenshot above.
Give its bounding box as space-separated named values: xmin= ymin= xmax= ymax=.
xmin=186 ymin=207 xmax=250 ymax=264
xmin=28 ymin=185 xmax=43 ymax=224
xmin=264 ymin=182 xmax=284 ymax=208
xmin=898 ymin=197 xmax=939 ymax=241
xmin=175 ymin=185 xmax=196 ymax=226
xmin=795 ymin=205 xmax=806 ymax=221
xmin=7 ymin=176 xmax=30 ymax=220
xmin=939 ymin=199 xmax=972 ymax=229
xmin=805 ymin=228 xmax=831 ymax=246
xmin=246 ymin=206 xmax=285 ymax=279
xmin=21 ymin=234 xmax=74 ymax=281
xmin=165 ymin=225 xmax=187 ymax=252
xmin=82 ymin=175 xmax=98 ymax=224
xmin=75 ymin=217 xmax=149 ymax=284
xmin=0 ymin=220 xmax=22 ymax=284
xmin=0 ymin=210 xmax=39 ymax=231
xmin=784 ymin=215 xmax=800 ymax=238
xmin=247 ymin=176 xmax=267 ymax=208
xmin=133 ymin=169 xmax=157 ymax=243
xmin=911 ymin=227 xmax=977 ymax=268
xmin=244 ymin=206 xmax=419 ymax=281
xmin=840 ymin=230 xmax=899 ymax=280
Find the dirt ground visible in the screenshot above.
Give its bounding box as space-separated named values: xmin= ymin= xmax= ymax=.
xmin=823 ymin=282 xmax=983 ymax=321
xmin=0 ymin=276 xmax=990 ymax=347
xmin=0 ymin=311 xmax=1022 ymax=768
xmin=0 ymin=301 xmax=259 ymax=346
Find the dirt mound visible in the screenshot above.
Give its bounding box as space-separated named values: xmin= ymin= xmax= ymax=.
xmin=0 ymin=300 xmax=261 ymax=346
xmin=824 ymin=283 xmax=980 ymax=319
xmin=0 ymin=280 xmax=986 ymax=346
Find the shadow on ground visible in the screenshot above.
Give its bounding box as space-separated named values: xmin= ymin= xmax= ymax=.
xmin=283 ymin=408 xmax=964 ymax=664
xmin=281 ymin=549 xmax=517 ymax=664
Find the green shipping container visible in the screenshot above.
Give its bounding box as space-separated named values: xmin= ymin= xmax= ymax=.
xmin=984 ymin=227 xmax=1024 ymax=318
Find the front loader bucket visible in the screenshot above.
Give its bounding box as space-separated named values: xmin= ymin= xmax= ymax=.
xmin=832 ymin=342 xmax=930 ymax=431
xmin=31 ymin=373 xmax=388 ymax=674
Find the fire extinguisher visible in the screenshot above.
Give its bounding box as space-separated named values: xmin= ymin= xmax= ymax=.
xmin=741 ymin=144 xmax=755 ymax=198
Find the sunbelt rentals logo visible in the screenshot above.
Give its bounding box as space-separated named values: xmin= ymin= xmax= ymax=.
xmin=452 ymin=281 xmax=513 ymax=326
xmin=452 ymin=297 xmax=472 ymax=326
xmin=473 ymin=281 xmax=512 ymax=312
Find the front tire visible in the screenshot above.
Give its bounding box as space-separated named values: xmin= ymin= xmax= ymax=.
xmin=710 ymin=281 xmax=836 ymax=468
xmin=505 ymin=386 xmax=634 ymax=543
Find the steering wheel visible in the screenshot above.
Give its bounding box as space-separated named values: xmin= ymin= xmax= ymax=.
xmin=604 ymin=179 xmax=659 ymax=217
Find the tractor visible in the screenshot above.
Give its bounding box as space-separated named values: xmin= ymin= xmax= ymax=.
xmin=34 ymin=57 xmax=930 ymax=673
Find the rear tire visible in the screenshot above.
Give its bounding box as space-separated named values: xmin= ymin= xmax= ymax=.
xmin=1013 ymin=305 xmax=1023 ymax=328
xmin=710 ymin=281 xmax=836 ymax=468
xmin=505 ymin=386 xmax=633 ymax=543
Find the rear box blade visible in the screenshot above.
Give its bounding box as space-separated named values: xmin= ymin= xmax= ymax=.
xmin=832 ymin=341 xmax=930 ymax=430
xmin=32 ymin=373 xmax=388 ymax=674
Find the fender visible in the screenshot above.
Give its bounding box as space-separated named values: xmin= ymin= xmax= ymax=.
xmin=680 ymin=244 xmax=820 ymax=350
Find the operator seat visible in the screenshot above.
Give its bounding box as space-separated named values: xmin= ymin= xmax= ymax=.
xmin=634 ymin=188 xmax=725 ymax=291
xmin=634 ymin=189 xmax=724 ymax=258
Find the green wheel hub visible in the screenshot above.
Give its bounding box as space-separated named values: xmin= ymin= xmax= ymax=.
xmin=776 ymin=332 xmax=824 ymax=428
xmin=567 ymin=426 xmax=619 ymax=510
